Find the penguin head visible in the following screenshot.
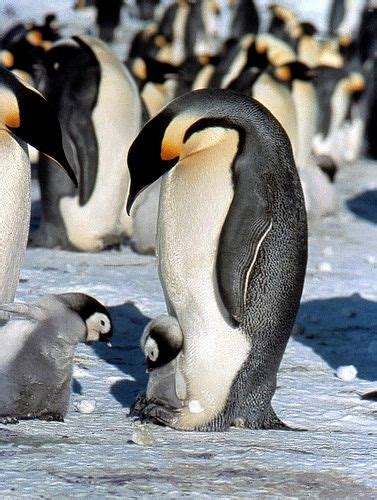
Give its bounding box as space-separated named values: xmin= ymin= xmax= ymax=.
xmin=131 ymin=56 xmax=180 ymax=84
xmin=274 ymin=61 xmax=316 ymax=82
xmin=292 ymin=22 xmax=317 ymax=39
xmin=0 ymin=66 xmax=77 ymax=186
xmin=127 ymin=89 xmax=250 ymax=213
xmin=141 ymin=315 xmax=183 ymax=371
xmin=57 ymin=293 xmax=113 ymax=346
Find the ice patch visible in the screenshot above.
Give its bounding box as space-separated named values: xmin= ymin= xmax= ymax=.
xmin=319 ymin=262 xmax=333 ymax=272
xmin=336 ymin=365 xmax=358 ymax=381
xmin=74 ymin=399 xmax=96 ymax=414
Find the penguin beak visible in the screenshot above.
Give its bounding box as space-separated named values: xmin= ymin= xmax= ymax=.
xmin=99 ymin=332 xmax=113 ymax=348
xmin=126 ymin=114 xmax=178 ymax=214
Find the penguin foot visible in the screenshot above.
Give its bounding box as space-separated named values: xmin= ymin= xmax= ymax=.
xmin=29 ymin=224 xmax=70 ymax=249
xmin=36 ymin=413 xmax=65 ymax=422
xmin=0 ymin=416 xmax=19 ymax=425
xmin=130 ymin=394 xmax=179 ymax=427
xmin=241 ymin=407 xmax=300 ymax=430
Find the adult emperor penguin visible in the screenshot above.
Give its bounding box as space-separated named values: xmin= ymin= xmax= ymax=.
xmin=0 ymin=67 xmax=76 ymax=304
xmin=30 ymin=36 xmax=142 ymax=250
xmin=0 ymin=293 xmax=112 ymax=423
xmin=126 ymin=89 xmax=308 ymax=431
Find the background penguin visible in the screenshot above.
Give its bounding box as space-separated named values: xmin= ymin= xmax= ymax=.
xmin=0 ymin=66 xmax=76 ymax=304
xmin=126 ymin=89 xmax=308 ymax=431
xmin=0 ymin=293 xmax=112 ymax=424
xmin=328 ymin=0 xmax=365 ymax=39
xmin=31 ymin=36 xmax=142 ymax=251
xmin=229 ymin=0 xmax=260 ymax=40
xmin=94 ymin=0 xmax=123 ymax=44
xmin=312 ymin=66 xmax=366 ymax=172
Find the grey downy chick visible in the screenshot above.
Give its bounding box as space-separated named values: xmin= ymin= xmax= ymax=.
xmin=133 ymin=315 xmax=186 ymax=416
xmin=0 ymin=293 xmax=112 ymax=424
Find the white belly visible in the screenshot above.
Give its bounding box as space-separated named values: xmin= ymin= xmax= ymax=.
xmin=0 ymin=133 xmax=30 ymax=303
xmin=157 ymin=131 xmax=250 ymax=423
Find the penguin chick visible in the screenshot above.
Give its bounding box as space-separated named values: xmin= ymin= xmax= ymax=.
xmin=141 ymin=314 xmax=183 ymax=371
xmin=137 ymin=315 xmax=186 ymax=411
xmin=0 ymin=293 xmax=112 ymax=424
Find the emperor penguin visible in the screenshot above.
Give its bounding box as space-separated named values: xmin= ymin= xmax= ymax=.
xmin=312 ymin=66 xmax=366 ymax=171
xmin=0 ymin=67 xmax=76 ymax=304
xmin=0 ymin=293 xmax=112 ymax=424
xmin=250 ymin=35 xmax=299 ymax=156
xmin=126 ymin=89 xmax=308 ymax=431
xmin=274 ymin=62 xmax=339 ymax=221
xmin=30 ymin=36 xmax=142 ymax=251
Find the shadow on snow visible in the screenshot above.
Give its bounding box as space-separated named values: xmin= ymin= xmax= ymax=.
xmin=295 ymin=294 xmax=377 ymax=381
xmin=89 ymin=293 xmax=377 ymax=410
xmin=91 ymin=302 xmax=150 ymax=408
xmin=346 ymin=190 xmax=377 ymax=224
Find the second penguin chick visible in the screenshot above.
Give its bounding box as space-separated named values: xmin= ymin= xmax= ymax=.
xmin=0 ymin=293 xmax=112 ymax=424
xmin=139 ymin=315 xmax=186 ymax=410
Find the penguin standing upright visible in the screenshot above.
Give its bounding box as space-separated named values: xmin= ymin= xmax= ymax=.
xmin=0 ymin=293 xmax=112 ymax=423
xmin=126 ymin=89 xmax=307 ymax=431
xmin=31 ymin=36 xmax=142 ymax=251
xmin=276 ymin=61 xmax=339 ymax=220
xmin=0 ymin=67 xmax=76 ymax=304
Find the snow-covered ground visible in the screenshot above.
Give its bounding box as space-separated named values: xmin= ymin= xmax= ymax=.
xmin=1 ymin=0 xmax=376 ymax=496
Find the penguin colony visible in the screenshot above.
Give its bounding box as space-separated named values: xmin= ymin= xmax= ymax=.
xmin=0 ymin=0 xmax=375 ymax=429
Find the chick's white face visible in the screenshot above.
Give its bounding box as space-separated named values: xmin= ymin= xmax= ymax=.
xmin=85 ymin=312 xmax=111 ymax=342
xmin=144 ymin=336 xmax=159 ymax=362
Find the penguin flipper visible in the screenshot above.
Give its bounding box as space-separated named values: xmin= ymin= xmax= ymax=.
xmin=0 ymin=302 xmax=46 ymax=322
xmin=217 ymin=168 xmax=273 ymax=324
xmin=66 ymin=37 xmax=100 ymax=206
xmin=66 ymin=112 xmax=98 ymax=206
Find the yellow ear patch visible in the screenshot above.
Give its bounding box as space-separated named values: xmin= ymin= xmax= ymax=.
xmin=0 ymin=87 xmax=20 ymax=129
xmin=198 ymin=54 xmax=210 ymax=65
xmin=0 ymin=50 xmax=14 ymax=68
xmin=132 ymin=58 xmax=147 ymax=80
xmin=155 ymin=35 xmax=167 ymax=48
xmin=339 ymin=35 xmax=353 ymax=47
xmin=161 ymin=113 xmax=200 ymax=161
xmin=275 ymin=66 xmax=291 ymax=81
xmin=5 ymin=110 xmax=20 ymax=128
xmin=347 ymin=73 xmax=365 ymax=93
xmin=27 ymin=30 xmax=43 ymax=46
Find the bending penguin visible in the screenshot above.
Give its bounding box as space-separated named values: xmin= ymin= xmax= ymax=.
xmin=0 ymin=293 xmax=112 ymax=424
xmin=0 ymin=66 xmax=76 ymax=304
xmin=31 ymin=36 xmax=142 ymax=251
xmin=127 ymin=89 xmax=308 ymax=431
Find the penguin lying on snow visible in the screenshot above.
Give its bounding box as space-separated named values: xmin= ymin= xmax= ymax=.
xmin=0 ymin=293 xmax=112 ymax=424
xmin=127 ymin=89 xmax=308 ymax=431
xmin=0 ymin=67 xmax=76 ymax=304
